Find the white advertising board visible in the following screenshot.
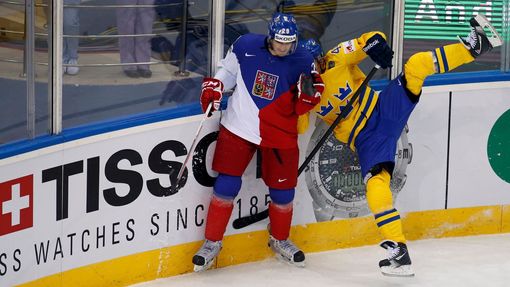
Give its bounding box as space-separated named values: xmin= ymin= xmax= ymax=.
xmin=1 ymin=83 xmax=509 ymax=286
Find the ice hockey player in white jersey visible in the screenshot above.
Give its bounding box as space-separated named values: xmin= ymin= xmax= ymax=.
xmin=192 ymin=12 xmax=324 ymax=272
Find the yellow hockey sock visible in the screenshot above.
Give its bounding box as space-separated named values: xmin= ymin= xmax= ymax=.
xmin=433 ymin=43 xmax=475 ymax=73
xmin=366 ymin=169 xmax=406 ymax=243
xmin=404 ymin=43 xmax=475 ymax=95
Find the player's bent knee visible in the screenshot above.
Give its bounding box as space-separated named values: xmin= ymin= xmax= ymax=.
xmin=213 ymin=173 xmax=242 ymax=200
xmin=269 ymin=188 xmax=295 ymax=205
xmin=404 ymin=51 xmax=436 ymax=80
xmin=403 ymin=51 xmax=437 ymax=96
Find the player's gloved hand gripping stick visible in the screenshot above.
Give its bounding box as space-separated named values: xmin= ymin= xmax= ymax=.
xmin=171 ymin=76 xmax=224 ymax=192
xmin=233 ymin=65 xmax=381 ymax=229
xmin=200 ymin=77 xmax=223 ymax=116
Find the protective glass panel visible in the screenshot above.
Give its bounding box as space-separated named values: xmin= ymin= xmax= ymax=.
xmin=155 ymin=0 xmax=210 ymax=107
xmin=61 ymin=0 xmax=210 ymax=128
xmin=403 ymin=0 xmax=504 ymax=72
xmin=223 ymin=0 xmax=394 ymax=80
xmin=0 ymin=0 xmax=50 ymax=145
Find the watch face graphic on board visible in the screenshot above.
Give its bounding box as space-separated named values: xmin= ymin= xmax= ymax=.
xmin=304 ymin=120 xmax=413 ymax=222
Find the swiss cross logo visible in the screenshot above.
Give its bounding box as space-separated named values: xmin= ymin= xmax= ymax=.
xmin=252 ymin=70 xmax=278 ymax=100
xmin=0 ymin=175 xmax=33 ymax=236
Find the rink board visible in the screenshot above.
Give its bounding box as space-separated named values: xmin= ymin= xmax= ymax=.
xmin=1 ymin=82 xmax=509 ymax=286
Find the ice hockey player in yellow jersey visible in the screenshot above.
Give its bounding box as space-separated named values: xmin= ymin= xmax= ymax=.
xmin=299 ymin=14 xmax=502 ymax=277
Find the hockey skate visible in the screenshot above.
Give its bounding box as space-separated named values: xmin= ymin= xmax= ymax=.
xmin=379 ymin=240 xmax=415 ymax=277
xmin=458 ymin=14 xmax=502 ymax=58
xmin=268 ymin=235 xmax=306 ymax=267
xmin=192 ymin=239 xmax=222 ymax=272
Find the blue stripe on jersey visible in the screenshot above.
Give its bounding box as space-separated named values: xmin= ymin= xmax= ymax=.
xmin=439 ymin=47 xmax=449 ymax=72
xmin=374 ymin=208 xmax=398 ymax=219
xmin=347 ymin=88 xmax=374 ymax=147
xmin=376 ymin=215 xmax=401 ymax=227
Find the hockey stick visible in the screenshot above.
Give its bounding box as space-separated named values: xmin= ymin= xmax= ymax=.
xmin=170 ymin=102 xmax=213 ymax=193
xmin=232 ymin=65 xmax=380 ymax=229
xmin=297 ymin=65 xmax=380 ymax=174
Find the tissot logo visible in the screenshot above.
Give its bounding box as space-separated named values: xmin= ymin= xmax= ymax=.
xmin=0 ymin=175 xmax=33 ymax=236
xmin=0 ymin=134 xmax=219 ymax=240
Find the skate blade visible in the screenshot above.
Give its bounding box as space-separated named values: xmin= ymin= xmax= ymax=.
xmin=274 ymin=253 xmax=306 ymax=268
xmin=193 ymin=259 xmax=215 ymax=272
xmin=380 ymin=264 xmax=415 ymax=277
xmin=474 ymin=14 xmax=503 ymax=48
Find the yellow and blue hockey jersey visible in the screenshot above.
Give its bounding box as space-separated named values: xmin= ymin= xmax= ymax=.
xmin=299 ymin=31 xmax=386 ymax=151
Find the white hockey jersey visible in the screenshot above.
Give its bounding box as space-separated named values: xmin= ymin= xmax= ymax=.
xmin=215 ymin=33 xmax=314 ymax=148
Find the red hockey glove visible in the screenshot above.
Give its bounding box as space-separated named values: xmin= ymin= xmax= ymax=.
xmin=200 ymin=77 xmax=224 ymax=115
xmin=295 ymin=71 xmax=324 ymax=115
xmin=311 ymin=70 xmax=325 ymax=94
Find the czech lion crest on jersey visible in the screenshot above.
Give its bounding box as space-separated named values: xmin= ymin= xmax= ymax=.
xmin=252 ymin=70 xmax=279 ymax=100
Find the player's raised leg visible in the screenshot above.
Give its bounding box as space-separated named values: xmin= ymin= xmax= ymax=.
xmin=458 ymin=14 xmax=503 ymax=58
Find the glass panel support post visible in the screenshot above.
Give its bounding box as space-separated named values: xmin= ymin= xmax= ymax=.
xmin=50 ymin=0 xmax=64 ymax=134
xmin=208 ymin=0 xmax=225 ymax=77
xmin=25 ymin=0 xmax=36 ymax=138
xmin=175 ymin=0 xmax=190 ymax=77
xmin=502 ymin=0 xmax=509 ymax=72
xmin=391 ymin=0 xmax=405 ymax=79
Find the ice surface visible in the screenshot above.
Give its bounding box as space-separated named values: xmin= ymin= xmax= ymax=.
xmin=132 ymin=233 xmax=510 ymax=287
